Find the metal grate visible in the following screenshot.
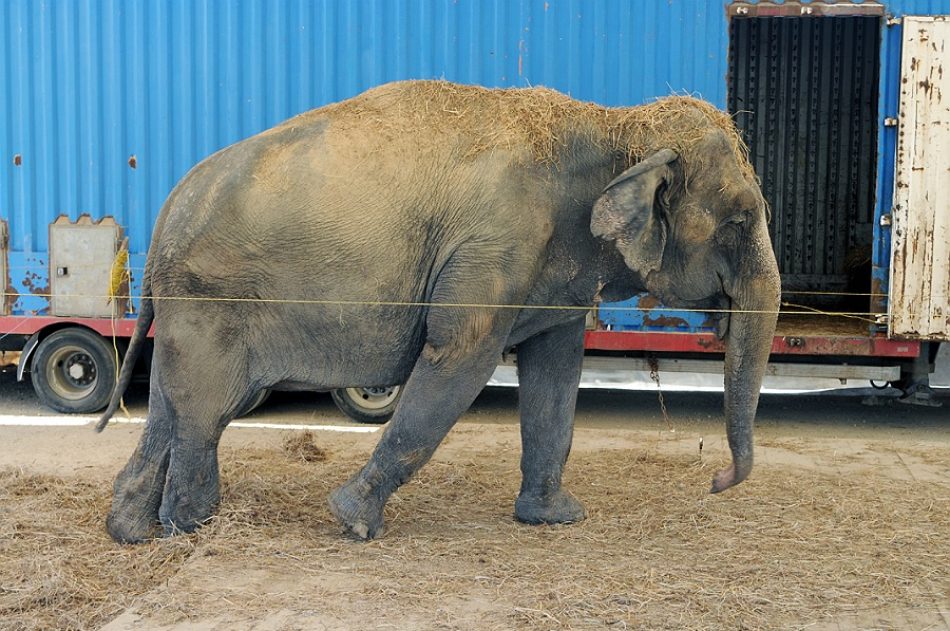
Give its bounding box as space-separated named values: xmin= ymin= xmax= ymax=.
xmin=728 ymin=16 xmax=881 ymax=305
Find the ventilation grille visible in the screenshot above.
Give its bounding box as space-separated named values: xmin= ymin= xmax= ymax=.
xmin=728 ymin=16 xmax=881 ymax=302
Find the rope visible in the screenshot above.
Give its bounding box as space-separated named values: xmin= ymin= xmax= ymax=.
xmin=3 ymin=293 xmax=882 ymax=324
xmin=0 ymin=290 xmax=883 ymax=318
xmin=0 ymin=268 xmax=894 ymax=298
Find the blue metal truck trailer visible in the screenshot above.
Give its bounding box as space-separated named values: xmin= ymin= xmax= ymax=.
xmin=1 ymin=0 xmax=947 ymax=417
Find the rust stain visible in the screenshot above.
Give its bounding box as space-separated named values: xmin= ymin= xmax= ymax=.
xmin=870 ymin=276 xmax=887 ymax=314
xmin=642 ymin=314 xmax=689 ymax=329
xmin=3 ymin=282 xmax=17 ymax=314
xmin=13 ymin=154 xmax=21 ymax=166
xmin=128 ymin=155 xmax=137 ymax=169
xmin=638 ymin=294 xmax=661 ymax=310
xmin=115 ymin=267 xmax=132 ymax=315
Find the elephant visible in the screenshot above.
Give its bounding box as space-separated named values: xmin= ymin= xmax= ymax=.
xmin=98 ymin=80 xmax=780 ymax=543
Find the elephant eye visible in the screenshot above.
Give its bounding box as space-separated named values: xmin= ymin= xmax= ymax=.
xmin=719 ymin=211 xmax=750 ymax=228
xmin=716 ymin=211 xmax=749 ymax=246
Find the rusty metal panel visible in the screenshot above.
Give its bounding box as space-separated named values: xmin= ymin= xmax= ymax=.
xmin=49 ymin=216 xmax=120 ymax=318
xmin=583 ymin=329 xmax=920 ymax=358
xmin=728 ymin=2 xmax=886 ymax=18
xmin=890 ymin=16 xmax=950 ymax=340
xmin=728 ymin=15 xmax=881 ymax=307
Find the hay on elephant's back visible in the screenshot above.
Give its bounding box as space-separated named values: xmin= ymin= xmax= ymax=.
xmin=299 ymin=80 xmax=755 ymax=180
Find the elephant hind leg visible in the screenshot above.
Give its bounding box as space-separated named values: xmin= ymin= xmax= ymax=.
xmin=120 ymin=324 xmax=254 ymax=537
xmin=158 ymin=358 xmax=255 ymax=535
xmin=107 ymin=375 xmax=173 ymax=543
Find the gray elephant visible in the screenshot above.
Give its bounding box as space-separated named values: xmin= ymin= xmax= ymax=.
xmin=99 ymin=81 xmax=780 ymax=543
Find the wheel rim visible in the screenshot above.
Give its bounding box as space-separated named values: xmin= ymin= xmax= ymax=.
xmin=344 ymin=386 xmax=399 ymax=411
xmin=44 ymin=344 xmax=100 ymax=401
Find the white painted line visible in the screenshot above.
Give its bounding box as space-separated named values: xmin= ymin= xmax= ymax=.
xmin=0 ymin=414 xmax=379 ymax=433
xmin=230 ymin=421 xmax=378 ymax=433
xmin=0 ymin=415 xmax=94 ymax=426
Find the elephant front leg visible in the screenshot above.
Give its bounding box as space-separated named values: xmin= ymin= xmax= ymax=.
xmin=330 ymin=268 xmax=524 ymax=540
xmin=514 ymin=318 xmax=587 ymax=525
xmin=329 ymin=350 xmax=503 ymax=540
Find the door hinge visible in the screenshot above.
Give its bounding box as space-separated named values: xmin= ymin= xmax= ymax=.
xmin=880 ymin=214 xmax=893 ymax=227
xmin=884 ymin=117 xmax=899 ymax=127
xmin=886 ymin=16 xmax=902 ymax=26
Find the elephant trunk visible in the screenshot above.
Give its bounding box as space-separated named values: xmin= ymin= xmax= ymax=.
xmin=712 ymin=226 xmax=781 ymax=493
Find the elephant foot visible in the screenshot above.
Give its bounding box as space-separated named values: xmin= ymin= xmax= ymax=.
xmin=159 ymin=512 xmax=214 ymax=536
xmin=106 ymin=502 xmax=162 ymax=544
xmin=515 ymin=488 xmax=586 ymax=525
xmin=328 ymin=477 xmax=386 ymax=540
xmin=106 ymin=456 xmax=169 ymax=544
xmin=158 ymin=490 xmax=219 ymax=536
xmin=157 ymin=446 xmax=222 ymax=536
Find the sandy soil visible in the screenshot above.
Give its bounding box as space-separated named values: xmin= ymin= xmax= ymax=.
xmin=1 ymin=367 xmax=948 ymax=630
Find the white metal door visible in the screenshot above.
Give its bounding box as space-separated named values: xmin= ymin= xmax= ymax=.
xmin=890 ymin=16 xmax=950 ymax=340
xmin=49 ymin=216 xmax=120 ymax=318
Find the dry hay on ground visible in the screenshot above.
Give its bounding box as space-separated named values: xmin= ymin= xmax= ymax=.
xmin=1 ymin=431 xmax=948 ymax=630
xmin=281 ymin=430 xmax=329 ymax=463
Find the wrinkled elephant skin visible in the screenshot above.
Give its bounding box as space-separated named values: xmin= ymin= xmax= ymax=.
xmin=99 ymin=81 xmax=780 ymax=543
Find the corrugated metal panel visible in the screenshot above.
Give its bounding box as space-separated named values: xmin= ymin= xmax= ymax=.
xmin=3 ymin=0 xmax=950 ymax=330
xmin=0 ymin=0 xmax=730 ymax=255
xmin=0 ymin=0 xmax=734 ymax=317
xmin=728 ymin=15 xmax=881 ymax=307
xmin=739 ymin=1 xmax=950 ymax=18
xmin=889 ymin=16 xmax=950 ymax=340
xmin=887 ymin=0 xmax=950 ymax=15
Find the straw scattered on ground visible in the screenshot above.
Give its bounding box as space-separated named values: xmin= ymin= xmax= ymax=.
xmin=1 ymin=429 xmax=948 ymax=630
xmin=281 ymin=430 xmax=329 ymax=463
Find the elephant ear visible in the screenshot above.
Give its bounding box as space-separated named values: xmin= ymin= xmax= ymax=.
xmin=591 ymin=148 xmax=678 ymax=276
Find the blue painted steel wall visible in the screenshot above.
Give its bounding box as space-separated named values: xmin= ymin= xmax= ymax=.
xmin=1 ymin=0 xmax=949 ymax=325
xmin=0 ymin=0 xmax=731 ymax=317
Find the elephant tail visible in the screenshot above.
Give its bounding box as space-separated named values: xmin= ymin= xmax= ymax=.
xmin=95 ymin=281 xmax=154 ymax=433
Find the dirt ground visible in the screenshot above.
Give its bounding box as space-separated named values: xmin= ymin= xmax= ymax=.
xmin=1 ymin=367 xmax=948 ymax=630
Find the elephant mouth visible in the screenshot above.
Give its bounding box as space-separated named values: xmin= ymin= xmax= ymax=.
xmin=645 ymin=271 xmax=729 ymax=312
xmin=712 ymin=295 xmax=732 ymax=339
xmin=640 ymin=271 xmax=733 ymax=338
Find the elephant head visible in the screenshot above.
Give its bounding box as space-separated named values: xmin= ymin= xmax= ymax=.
xmin=591 ymin=130 xmax=781 ymax=493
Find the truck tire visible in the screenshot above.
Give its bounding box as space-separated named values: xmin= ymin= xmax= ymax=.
xmin=331 ymin=386 xmax=401 ymax=424
xmin=30 ymin=328 xmax=119 ymax=414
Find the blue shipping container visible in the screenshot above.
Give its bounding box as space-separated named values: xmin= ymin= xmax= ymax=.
xmin=1 ymin=0 xmax=949 ymax=331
